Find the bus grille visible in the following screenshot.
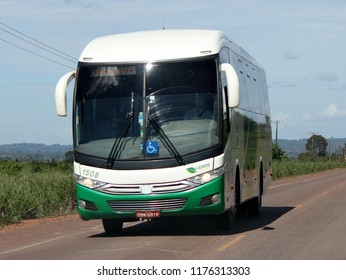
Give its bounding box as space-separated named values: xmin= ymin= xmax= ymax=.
xmin=98 ymin=180 xmax=197 ymax=195
xmin=107 ymin=198 xmax=187 ymax=212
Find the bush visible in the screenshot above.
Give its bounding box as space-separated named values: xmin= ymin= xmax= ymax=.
xmin=0 ymin=160 xmax=22 ymax=175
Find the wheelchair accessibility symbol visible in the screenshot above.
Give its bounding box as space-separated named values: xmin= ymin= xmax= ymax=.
xmin=146 ymin=141 xmax=159 ymax=155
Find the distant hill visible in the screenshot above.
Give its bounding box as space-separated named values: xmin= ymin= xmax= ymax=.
xmin=277 ymin=138 xmax=346 ymax=158
xmin=1 ymin=139 xmax=345 ymax=161
xmin=0 ymin=143 xmax=73 ymax=161
xmin=276 ymin=139 xmax=306 ymax=158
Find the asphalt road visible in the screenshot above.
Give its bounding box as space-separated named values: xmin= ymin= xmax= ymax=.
xmin=1 ymin=168 xmax=346 ymax=260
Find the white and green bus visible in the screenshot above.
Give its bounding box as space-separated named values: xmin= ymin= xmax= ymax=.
xmin=55 ymin=30 xmax=272 ymax=234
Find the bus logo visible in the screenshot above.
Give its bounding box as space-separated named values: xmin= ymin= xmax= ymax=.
xmin=186 ymin=163 xmax=210 ymax=174
xmin=140 ymin=185 xmax=153 ymax=194
xmin=187 ymin=167 xmax=197 ymax=174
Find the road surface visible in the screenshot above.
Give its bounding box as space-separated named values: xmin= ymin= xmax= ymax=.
xmin=1 ymin=168 xmax=346 ymax=260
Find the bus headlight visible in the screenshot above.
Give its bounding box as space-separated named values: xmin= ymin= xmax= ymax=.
xmin=74 ymin=174 xmax=107 ymax=189
xmin=187 ymin=166 xmax=224 ymax=185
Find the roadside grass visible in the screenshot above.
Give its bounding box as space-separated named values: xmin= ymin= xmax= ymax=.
xmin=272 ymin=160 xmax=346 ymax=180
xmin=1 ymin=159 xmax=346 ymax=227
xmin=0 ymin=160 xmax=75 ymax=227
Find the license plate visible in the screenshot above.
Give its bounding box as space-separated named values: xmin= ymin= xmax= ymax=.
xmin=136 ymin=210 xmax=161 ymax=219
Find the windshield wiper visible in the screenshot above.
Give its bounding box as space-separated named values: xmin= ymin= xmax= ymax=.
xmin=148 ymin=116 xmax=185 ymax=166
xmin=106 ymin=112 xmax=133 ymax=168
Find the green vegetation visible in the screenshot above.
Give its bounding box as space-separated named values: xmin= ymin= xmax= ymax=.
xmin=0 ymin=160 xmax=75 ymax=227
xmin=272 ymin=143 xmax=288 ymax=161
xmin=272 ymin=160 xmax=346 ymax=180
xmin=272 ymin=134 xmax=346 ymax=180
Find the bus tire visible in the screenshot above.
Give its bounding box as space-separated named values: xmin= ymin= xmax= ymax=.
xmin=217 ymin=208 xmax=235 ymax=231
xmin=247 ymin=164 xmax=263 ymax=217
xmin=102 ymin=219 xmax=123 ymax=234
xmin=247 ymin=195 xmax=262 ymax=217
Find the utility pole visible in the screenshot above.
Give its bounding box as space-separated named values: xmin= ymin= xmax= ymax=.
xmin=308 ymin=131 xmax=319 ymax=153
xmin=273 ymin=120 xmax=282 ymax=144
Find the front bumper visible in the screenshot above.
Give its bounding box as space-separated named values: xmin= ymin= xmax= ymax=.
xmin=76 ymin=176 xmax=225 ymax=220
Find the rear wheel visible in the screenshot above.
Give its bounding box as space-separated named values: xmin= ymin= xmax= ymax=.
xmin=102 ymin=219 xmax=123 ymax=234
xmin=246 ymin=195 xmax=262 ymax=217
xmin=247 ymin=164 xmax=263 ymax=217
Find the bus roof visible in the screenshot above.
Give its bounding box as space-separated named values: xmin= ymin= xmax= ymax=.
xmin=79 ymin=29 xmax=257 ymax=65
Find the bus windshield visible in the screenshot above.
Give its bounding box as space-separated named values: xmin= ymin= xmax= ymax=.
xmin=74 ymin=59 xmax=219 ymax=161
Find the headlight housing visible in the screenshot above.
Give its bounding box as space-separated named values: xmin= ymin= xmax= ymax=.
xmin=186 ymin=166 xmax=224 ymax=185
xmin=74 ymin=174 xmax=107 ymax=189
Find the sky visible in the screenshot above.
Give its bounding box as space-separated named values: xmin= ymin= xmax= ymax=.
xmin=0 ymin=0 xmax=345 ymax=144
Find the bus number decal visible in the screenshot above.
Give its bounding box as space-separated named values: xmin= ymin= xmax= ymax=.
xmin=82 ymin=169 xmax=99 ymax=179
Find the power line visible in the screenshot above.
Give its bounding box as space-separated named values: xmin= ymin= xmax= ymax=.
xmin=0 ymin=20 xmax=77 ymax=69
xmin=0 ymin=26 xmax=77 ymax=64
xmin=281 ymin=122 xmax=307 ymax=137
xmin=0 ymin=37 xmax=74 ymax=70
xmin=272 ymin=120 xmax=309 ymax=141
xmin=0 ymin=21 xmax=77 ymax=62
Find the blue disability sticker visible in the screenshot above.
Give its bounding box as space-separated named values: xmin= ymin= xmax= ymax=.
xmin=146 ymin=141 xmax=159 ymax=155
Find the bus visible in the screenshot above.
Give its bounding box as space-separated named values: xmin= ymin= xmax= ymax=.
xmin=55 ymin=29 xmax=272 ymax=234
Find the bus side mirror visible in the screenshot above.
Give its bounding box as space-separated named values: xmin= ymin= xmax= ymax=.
xmin=221 ymin=63 xmax=240 ymax=108
xmin=55 ymin=70 xmax=76 ymax=117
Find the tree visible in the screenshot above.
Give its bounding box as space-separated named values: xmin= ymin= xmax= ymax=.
xmin=305 ymin=134 xmax=328 ymax=157
xmin=272 ymin=143 xmax=287 ymax=161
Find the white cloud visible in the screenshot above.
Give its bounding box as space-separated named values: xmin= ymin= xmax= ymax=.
xmin=323 ymin=104 xmax=346 ymax=117
xmin=63 ymin=0 xmax=101 ymax=9
xmin=303 ymin=104 xmax=346 ymax=121
xmin=273 ymin=81 xmax=299 ymax=88
xmin=319 ymin=72 xmax=338 ymax=82
xmin=282 ymin=52 xmax=305 ymax=60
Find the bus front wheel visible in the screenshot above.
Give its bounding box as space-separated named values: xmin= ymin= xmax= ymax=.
xmin=102 ymin=219 xmax=123 ymax=234
xmin=217 ymin=208 xmax=235 ymax=231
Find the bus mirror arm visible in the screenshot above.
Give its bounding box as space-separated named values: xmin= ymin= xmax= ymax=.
xmin=55 ymin=70 xmax=76 ymax=117
xmin=221 ymin=63 xmax=240 ymax=108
